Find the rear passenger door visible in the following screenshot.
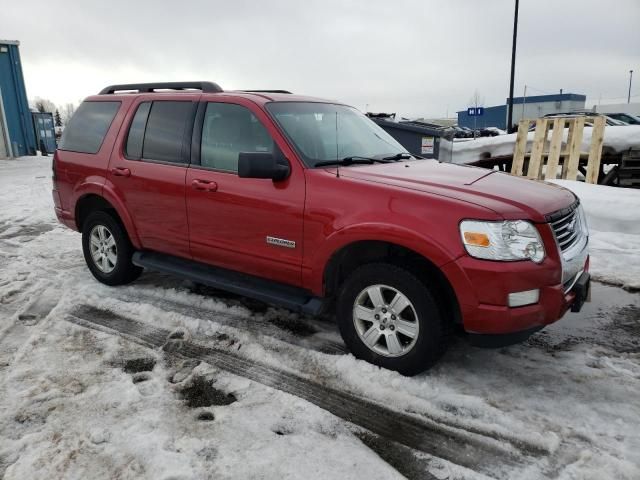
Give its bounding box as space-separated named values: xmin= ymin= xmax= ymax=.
xmin=107 ymin=98 xmax=197 ymax=258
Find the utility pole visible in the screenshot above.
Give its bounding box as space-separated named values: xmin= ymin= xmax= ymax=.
xmin=520 ymin=84 xmax=527 ymax=122
xmin=506 ymin=0 xmax=520 ymax=133
xmin=629 ymin=70 xmax=634 ymax=104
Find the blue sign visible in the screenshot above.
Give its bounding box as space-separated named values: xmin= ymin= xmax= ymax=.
xmin=467 ymin=107 xmax=484 ymax=116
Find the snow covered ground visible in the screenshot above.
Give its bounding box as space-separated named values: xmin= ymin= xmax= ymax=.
xmin=1 ymin=156 xmax=639 ymax=479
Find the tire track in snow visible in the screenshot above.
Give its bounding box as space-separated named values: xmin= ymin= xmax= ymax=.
xmin=65 ymin=304 xmax=543 ymax=477
xmin=355 ymin=430 xmax=442 ymax=480
xmin=111 ymin=290 xmax=347 ymax=355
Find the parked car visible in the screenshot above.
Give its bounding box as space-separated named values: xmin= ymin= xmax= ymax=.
xmin=543 ymin=111 xmax=627 ymax=126
xmin=605 ymin=112 xmax=640 ymax=125
xmin=485 ymin=126 xmax=506 ymax=135
xmin=53 ymin=81 xmax=591 ymax=375
xmin=460 ymin=126 xmax=475 ymax=137
xmin=478 ymin=127 xmax=502 ymax=137
xmin=447 ymin=125 xmax=475 ymax=139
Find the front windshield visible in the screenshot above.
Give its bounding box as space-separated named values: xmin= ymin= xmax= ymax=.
xmin=266 ymin=102 xmax=408 ymax=167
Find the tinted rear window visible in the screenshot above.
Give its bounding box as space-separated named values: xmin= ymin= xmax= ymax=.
xmin=142 ymin=101 xmax=193 ymax=162
xmin=59 ymin=101 xmax=120 ymax=154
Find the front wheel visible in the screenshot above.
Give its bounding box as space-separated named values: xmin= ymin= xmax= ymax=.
xmin=81 ymin=211 xmax=142 ymax=286
xmin=336 ymin=263 xmax=448 ymax=376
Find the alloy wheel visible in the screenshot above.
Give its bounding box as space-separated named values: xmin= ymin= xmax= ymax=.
xmin=352 ymin=284 xmax=420 ymax=357
xmin=89 ymin=224 xmax=117 ymax=273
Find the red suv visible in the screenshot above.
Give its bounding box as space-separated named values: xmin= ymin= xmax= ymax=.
xmin=53 ymin=82 xmax=590 ymax=375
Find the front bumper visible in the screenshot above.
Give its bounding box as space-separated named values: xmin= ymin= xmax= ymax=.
xmin=441 ymin=239 xmax=589 ymax=338
xmin=570 ymin=271 xmax=591 ymax=313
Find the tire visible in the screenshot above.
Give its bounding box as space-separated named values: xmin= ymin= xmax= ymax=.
xmin=336 ymin=263 xmax=447 ymax=376
xmin=81 ymin=211 xmax=142 ymax=286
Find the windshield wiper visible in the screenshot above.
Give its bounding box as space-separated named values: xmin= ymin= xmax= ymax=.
xmin=382 ymin=153 xmax=414 ymax=161
xmin=315 ymin=156 xmax=391 ymax=167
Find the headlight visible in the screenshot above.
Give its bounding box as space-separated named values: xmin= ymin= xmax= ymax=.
xmin=460 ymin=220 xmax=545 ymax=263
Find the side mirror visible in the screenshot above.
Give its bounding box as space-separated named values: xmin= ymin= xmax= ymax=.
xmin=238 ymin=151 xmax=290 ymax=181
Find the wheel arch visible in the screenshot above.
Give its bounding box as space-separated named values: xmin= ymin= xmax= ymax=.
xmin=323 ymin=240 xmax=462 ymax=326
xmin=75 ymin=193 xmax=141 ymax=248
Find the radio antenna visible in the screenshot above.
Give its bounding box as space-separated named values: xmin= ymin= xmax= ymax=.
xmin=335 ymin=111 xmax=340 ymax=178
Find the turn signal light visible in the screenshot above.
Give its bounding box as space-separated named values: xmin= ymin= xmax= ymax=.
xmin=463 ymin=232 xmax=490 ymax=247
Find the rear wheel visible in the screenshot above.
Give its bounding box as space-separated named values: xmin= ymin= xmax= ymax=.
xmin=82 ymin=211 xmax=142 ymax=286
xmin=336 ymin=263 xmax=448 ymax=375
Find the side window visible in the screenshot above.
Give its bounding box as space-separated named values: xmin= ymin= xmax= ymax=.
xmin=125 ymin=102 xmax=151 ymax=159
xmin=200 ymin=103 xmax=273 ymax=172
xmin=142 ymin=101 xmax=193 ymax=163
xmin=59 ymin=101 xmax=120 ymax=154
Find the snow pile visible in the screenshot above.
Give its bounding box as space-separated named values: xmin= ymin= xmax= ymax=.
xmin=443 ymin=124 xmax=640 ymax=165
xmin=550 ymin=180 xmax=640 ymax=290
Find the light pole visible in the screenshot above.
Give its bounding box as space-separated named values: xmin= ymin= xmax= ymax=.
xmin=506 ymin=0 xmax=520 ymax=133
xmin=520 ymin=84 xmax=527 ymax=122
xmin=629 ymin=70 xmax=634 ymax=104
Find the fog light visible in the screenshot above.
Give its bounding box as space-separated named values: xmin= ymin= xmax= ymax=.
xmin=508 ymin=289 xmax=540 ymax=307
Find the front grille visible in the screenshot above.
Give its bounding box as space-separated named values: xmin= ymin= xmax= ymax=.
xmin=550 ymin=208 xmax=581 ymax=251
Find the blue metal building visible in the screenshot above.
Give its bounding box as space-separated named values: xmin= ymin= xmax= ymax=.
xmin=457 ymin=93 xmax=587 ymax=130
xmin=457 ymin=105 xmax=507 ymax=130
xmin=0 ymin=40 xmax=37 ymax=157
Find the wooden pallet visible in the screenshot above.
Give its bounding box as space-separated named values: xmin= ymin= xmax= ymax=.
xmin=619 ymin=148 xmax=640 ymax=187
xmin=510 ymin=116 xmax=606 ymax=183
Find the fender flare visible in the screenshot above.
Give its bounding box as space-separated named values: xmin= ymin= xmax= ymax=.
xmin=74 ymin=182 xmax=142 ymax=249
xmin=99 ymin=184 xmax=142 ymax=248
xmin=306 ymin=222 xmax=459 ymax=294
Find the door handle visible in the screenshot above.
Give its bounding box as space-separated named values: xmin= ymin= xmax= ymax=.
xmin=191 ymin=179 xmax=218 ymax=192
xmin=111 ymin=167 xmax=131 ymax=177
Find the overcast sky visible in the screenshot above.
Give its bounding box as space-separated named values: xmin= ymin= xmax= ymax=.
xmin=2 ymin=0 xmax=638 ymax=118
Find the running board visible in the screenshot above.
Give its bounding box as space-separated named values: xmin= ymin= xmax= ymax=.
xmin=132 ymin=251 xmax=324 ymax=316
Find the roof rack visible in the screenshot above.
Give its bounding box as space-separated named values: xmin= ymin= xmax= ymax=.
xmin=240 ymin=90 xmax=292 ymax=94
xmin=99 ymin=81 xmax=223 ymax=95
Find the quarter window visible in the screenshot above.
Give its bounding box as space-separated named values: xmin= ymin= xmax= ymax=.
xmin=200 ymin=103 xmax=273 ymax=172
xmin=59 ymin=101 xmax=120 ymax=154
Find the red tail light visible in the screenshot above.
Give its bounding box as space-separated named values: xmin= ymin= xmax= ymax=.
xmin=52 ymin=151 xmax=58 ymax=181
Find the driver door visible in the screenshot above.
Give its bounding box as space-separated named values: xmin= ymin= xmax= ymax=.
xmin=186 ymin=100 xmax=305 ymax=287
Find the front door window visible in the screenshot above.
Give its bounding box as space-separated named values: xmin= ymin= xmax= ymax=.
xmin=200 ymin=103 xmax=274 ymax=172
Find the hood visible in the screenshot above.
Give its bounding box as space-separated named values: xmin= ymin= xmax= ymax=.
xmin=337 ymin=160 xmax=577 ymax=222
